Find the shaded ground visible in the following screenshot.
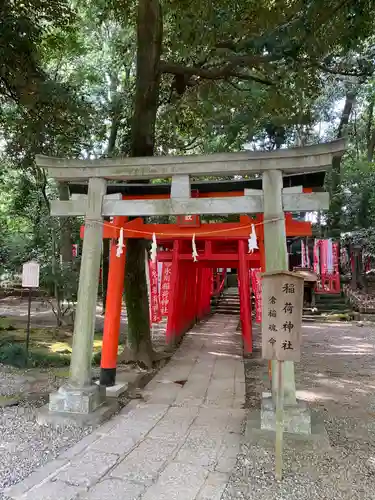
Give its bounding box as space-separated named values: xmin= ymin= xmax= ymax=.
xmin=0 ymin=296 xmax=168 ymax=365
xmin=0 ymin=296 xmax=116 ymax=330
xmin=0 ymin=305 xmax=168 ymax=500
xmin=230 ymin=321 xmax=375 ymax=500
xmin=4 ymin=315 xmax=244 ymax=500
xmin=3 ymin=299 xmax=375 ymax=499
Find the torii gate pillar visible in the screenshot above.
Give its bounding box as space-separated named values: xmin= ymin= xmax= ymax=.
xmin=261 ymin=170 xmax=311 ymax=435
xmin=39 ymin=178 xmax=110 ymax=425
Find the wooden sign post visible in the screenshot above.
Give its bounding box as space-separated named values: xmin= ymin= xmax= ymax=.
xmin=22 ymin=261 xmax=40 ymax=365
xmin=261 ymin=270 xmax=304 ymax=480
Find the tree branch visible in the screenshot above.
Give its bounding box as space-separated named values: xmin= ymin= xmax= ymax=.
xmin=227 ymin=81 xmax=256 ymax=92
xmin=311 ymin=62 xmax=372 ymax=78
xmin=160 ymin=61 xmax=274 ymax=86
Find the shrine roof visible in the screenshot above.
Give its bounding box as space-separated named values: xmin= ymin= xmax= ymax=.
xmin=68 ymin=171 xmax=325 ymax=196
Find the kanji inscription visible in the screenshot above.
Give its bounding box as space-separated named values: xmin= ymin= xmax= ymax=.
xmin=261 ymin=271 xmax=304 ymax=361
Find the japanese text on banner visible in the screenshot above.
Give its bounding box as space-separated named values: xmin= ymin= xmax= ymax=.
xmin=148 ymin=261 xmax=161 ymax=324
xmin=159 ymin=262 xmax=172 ymax=317
xmin=250 ymin=268 xmax=262 ymax=323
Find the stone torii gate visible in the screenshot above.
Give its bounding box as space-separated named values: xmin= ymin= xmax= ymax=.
xmin=36 ymin=139 xmax=345 ymax=426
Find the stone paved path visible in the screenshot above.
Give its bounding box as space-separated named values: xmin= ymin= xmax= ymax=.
xmin=5 ymin=315 xmax=245 ymax=500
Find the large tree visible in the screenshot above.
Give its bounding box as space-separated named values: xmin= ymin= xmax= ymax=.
xmin=120 ymin=0 xmax=375 ymax=366
xmin=2 ymin=0 xmax=375 ymax=362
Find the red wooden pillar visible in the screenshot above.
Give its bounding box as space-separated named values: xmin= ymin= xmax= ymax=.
xmin=187 ymin=263 xmax=197 ymax=328
xmin=178 ymin=263 xmax=188 ymax=334
xmin=196 ymin=267 xmax=203 ymax=320
xmin=207 ymin=269 xmax=214 ymax=314
xmin=198 ymin=268 xmax=206 ymax=320
xmin=100 ymin=216 xmax=127 ymax=386
xmin=166 ymin=240 xmax=180 ymax=344
xmin=238 ymin=239 xmax=252 ymax=353
xmin=256 ymin=214 xmax=266 ymax=272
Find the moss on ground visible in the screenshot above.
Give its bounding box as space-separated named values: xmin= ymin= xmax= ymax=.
xmin=321 ymin=312 xmax=354 ymax=321
xmin=0 ymin=318 xmax=111 ymax=368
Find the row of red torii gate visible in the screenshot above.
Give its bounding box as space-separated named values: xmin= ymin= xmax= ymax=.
xmin=75 ymin=188 xmax=340 ymax=387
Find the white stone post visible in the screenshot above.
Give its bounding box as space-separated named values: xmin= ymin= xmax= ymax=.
xmin=262 ymin=170 xmax=297 ymax=406
xmin=47 ymin=177 xmax=107 ymax=417
xmin=260 ymin=170 xmax=311 ymax=435
xmin=70 ymin=177 xmax=107 ymax=386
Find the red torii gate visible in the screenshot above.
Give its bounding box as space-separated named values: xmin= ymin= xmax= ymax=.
xmin=81 ymin=212 xmax=313 ymax=386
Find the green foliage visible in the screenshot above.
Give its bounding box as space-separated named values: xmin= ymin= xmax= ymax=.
xmin=29 ymin=350 xmax=71 ymax=368
xmin=0 ymin=341 xmax=102 ymax=368
xmin=0 ymin=0 xmax=375 ymax=334
xmin=92 ymin=351 xmax=102 ymax=366
xmin=0 ymin=344 xmax=28 ymax=368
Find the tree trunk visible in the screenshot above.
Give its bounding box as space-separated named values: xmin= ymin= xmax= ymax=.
xmin=51 ymin=228 xmax=63 ymax=326
xmin=366 ymin=100 xmax=375 ymax=162
xmin=122 ymin=240 xmax=153 ymax=367
xmin=356 ymin=100 xmax=375 ymax=231
xmin=327 ymin=90 xmax=357 ymax=238
xmin=102 ymin=73 xmax=121 ymax=314
xmin=123 ymin=0 xmax=163 ymax=367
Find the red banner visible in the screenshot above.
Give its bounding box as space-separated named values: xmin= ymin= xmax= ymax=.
xmin=313 ymin=239 xmax=320 ymax=275
xmin=250 ymin=268 xmax=262 ymax=323
xmin=72 ymin=244 xmax=79 ymax=258
xmin=321 ymin=239 xmax=328 ymax=275
xmin=149 ymin=261 xmax=161 ymax=323
xmin=333 ymin=242 xmax=339 ymax=274
xmin=301 ymin=240 xmax=306 ymax=267
xmin=159 ymin=262 xmax=172 ymax=317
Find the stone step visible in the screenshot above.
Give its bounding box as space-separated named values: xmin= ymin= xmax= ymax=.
xmin=215 ymin=303 xmax=240 ymax=309
xmin=317 ymin=298 xmax=347 ymax=304
xmin=217 ymin=298 xmax=240 ymax=304
xmin=315 ymin=303 xmax=348 ymax=308
xmin=303 ymin=314 xmax=352 ymax=322
xmin=215 ymin=309 xmax=240 ymax=315
xmin=215 ymin=307 xmax=241 ymax=313
xmin=315 ymin=295 xmax=345 ymax=302
xmin=316 ymin=305 xmax=349 ymax=311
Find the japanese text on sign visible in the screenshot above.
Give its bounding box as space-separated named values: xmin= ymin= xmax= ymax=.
xmin=148 ymin=261 xmax=161 ymax=324
xmin=160 ymin=262 xmax=172 ymax=317
xmin=261 ymin=272 xmax=304 ymax=362
xmin=250 ymin=268 xmax=262 ymax=323
xmin=22 ymin=261 xmax=40 ymax=288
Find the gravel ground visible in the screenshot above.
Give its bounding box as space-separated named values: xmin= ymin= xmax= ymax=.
xmin=223 ymin=321 xmax=375 ymax=500
xmin=6 ymin=311 xmax=374 ymax=499
xmin=0 ymin=316 xmax=168 ymax=499
xmin=0 ymin=369 xmax=92 ymax=499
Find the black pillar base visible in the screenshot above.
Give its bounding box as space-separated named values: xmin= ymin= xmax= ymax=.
xmin=99 ymin=367 xmax=116 ymax=387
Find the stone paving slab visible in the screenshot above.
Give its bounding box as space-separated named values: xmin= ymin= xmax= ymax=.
xmin=109 ymin=437 xmax=179 ymax=485
xmin=175 ymin=427 xmax=223 ymax=468
xmin=79 ymin=477 xmax=146 ymax=500
xmin=21 ymin=480 xmax=84 ymax=500
xmin=196 ymin=472 xmax=230 ymax=500
xmin=55 ymin=449 xmax=119 ymax=488
xmin=6 ymin=315 xmax=245 ymax=500
xmin=141 ymin=462 xmax=208 ymax=500
xmin=89 ymin=434 xmax=136 ymax=456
